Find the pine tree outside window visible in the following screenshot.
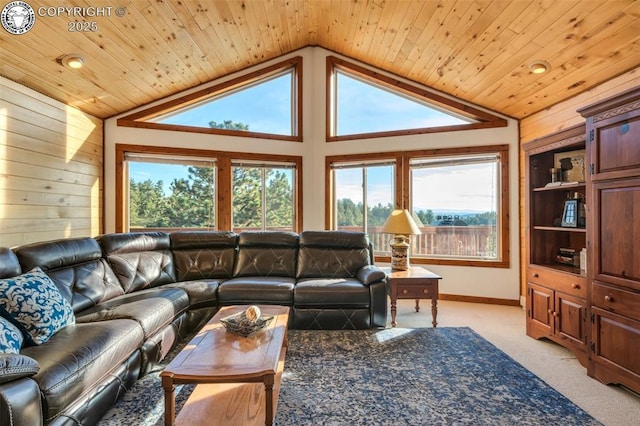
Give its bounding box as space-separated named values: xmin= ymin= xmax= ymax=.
xmin=232 ymin=161 xmax=296 ymax=232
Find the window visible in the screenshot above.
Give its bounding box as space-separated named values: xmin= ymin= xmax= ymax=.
xmin=116 ymin=144 xmax=302 ymax=233
xmin=326 ymin=56 xmax=507 ymax=141
xmin=232 ymin=161 xmax=296 ymax=232
xmin=334 ymin=70 xmax=471 ymax=136
xmin=117 ymin=57 xmax=302 ymax=142
xmin=326 ymin=145 xmax=509 ymax=268
xmin=328 ymin=158 xmax=397 ymax=255
xmin=126 ymin=154 xmax=216 ymax=230
xmin=153 ymin=71 xmax=294 ymax=136
xmin=409 ymin=151 xmax=503 ymax=263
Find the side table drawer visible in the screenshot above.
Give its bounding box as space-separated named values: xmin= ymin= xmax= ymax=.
xmin=396 ymin=284 xmax=436 ymax=298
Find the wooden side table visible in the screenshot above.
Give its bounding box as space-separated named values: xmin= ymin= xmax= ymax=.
xmin=383 ymin=266 xmax=442 ymax=327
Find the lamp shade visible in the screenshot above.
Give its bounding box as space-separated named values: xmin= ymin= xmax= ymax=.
xmin=381 ymin=209 xmax=422 ymax=235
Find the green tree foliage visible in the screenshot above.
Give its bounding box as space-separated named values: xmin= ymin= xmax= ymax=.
xmin=415 ymin=209 xmax=435 ymax=225
xmin=265 ymin=170 xmax=293 ymax=228
xmin=129 ymin=179 xmax=168 ymax=228
xmin=209 ymin=120 xmax=249 ymax=131
xmin=232 ymin=167 xmax=263 ymax=228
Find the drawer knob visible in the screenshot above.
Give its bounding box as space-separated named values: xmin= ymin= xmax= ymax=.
xmin=423 ymin=289 xmax=429 ymax=294
xmin=571 ymin=283 xmax=580 ymax=289
xmin=604 ymin=295 xmax=613 ymax=302
xmin=533 ymin=273 xmax=539 ymax=278
xmin=402 ymin=289 xmax=408 ymax=295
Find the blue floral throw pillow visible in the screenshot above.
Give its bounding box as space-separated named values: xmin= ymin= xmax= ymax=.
xmin=0 ymin=317 xmax=23 ymax=354
xmin=0 ymin=267 xmax=75 ymax=345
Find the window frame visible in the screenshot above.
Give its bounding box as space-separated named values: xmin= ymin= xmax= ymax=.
xmin=325 ymin=145 xmax=510 ymax=268
xmin=117 ymin=57 xmax=303 ymax=142
xmin=116 ymin=144 xmax=303 ymax=233
xmin=326 ymin=56 xmax=507 ymax=142
xmin=405 ymin=145 xmax=509 ymax=268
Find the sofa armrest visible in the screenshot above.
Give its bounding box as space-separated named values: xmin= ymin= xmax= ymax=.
xmin=0 ymin=354 xmax=39 ymax=385
xmin=0 ymin=377 xmax=43 ymax=426
xmin=356 ymin=265 xmax=386 ymax=286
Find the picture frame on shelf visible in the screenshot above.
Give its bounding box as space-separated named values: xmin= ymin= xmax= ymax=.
xmin=561 ymin=199 xmax=579 ymax=227
xmin=554 ymin=149 xmax=586 ymax=183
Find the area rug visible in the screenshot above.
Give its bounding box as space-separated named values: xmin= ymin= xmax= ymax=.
xmin=98 ymin=327 xmax=600 ymax=425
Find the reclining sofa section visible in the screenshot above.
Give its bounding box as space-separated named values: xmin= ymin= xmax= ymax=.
xmin=0 ymin=230 xmax=387 ymax=425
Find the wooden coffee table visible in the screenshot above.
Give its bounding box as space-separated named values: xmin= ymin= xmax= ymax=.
xmin=161 ymin=305 xmax=290 ymax=426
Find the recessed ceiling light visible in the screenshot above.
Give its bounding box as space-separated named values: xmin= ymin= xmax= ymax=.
xmin=529 ymin=60 xmax=550 ymax=74
xmin=61 ymin=54 xmax=85 ymax=69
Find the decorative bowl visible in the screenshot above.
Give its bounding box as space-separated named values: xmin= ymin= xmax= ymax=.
xmin=220 ymin=310 xmax=273 ymax=337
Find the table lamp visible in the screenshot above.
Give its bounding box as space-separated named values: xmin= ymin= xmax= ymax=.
xmin=381 ymin=209 xmax=422 ymax=270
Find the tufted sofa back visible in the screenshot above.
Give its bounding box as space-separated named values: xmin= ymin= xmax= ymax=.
xmin=233 ymin=231 xmax=299 ymax=278
xmin=170 ymin=231 xmax=238 ymax=281
xmin=296 ymin=231 xmax=371 ymax=279
xmin=13 ymin=237 xmax=124 ymax=313
xmin=96 ymin=232 xmax=175 ymax=293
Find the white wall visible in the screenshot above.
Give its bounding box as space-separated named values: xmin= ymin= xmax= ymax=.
xmin=104 ymin=47 xmax=521 ymax=302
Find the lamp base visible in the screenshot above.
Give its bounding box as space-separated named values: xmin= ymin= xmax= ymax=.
xmin=390 ymin=235 xmax=410 ymax=271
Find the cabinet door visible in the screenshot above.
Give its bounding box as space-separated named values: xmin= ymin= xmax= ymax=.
xmin=555 ymin=291 xmax=587 ymax=349
xmin=591 ymin=178 xmax=640 ymax=291
xmin=527 ymin=283 xmax=554 ymax=337
xmin=591 ymin=307 xmax=640 ymax=394
xmin=588 ymin=114 xmax=640 ymax=181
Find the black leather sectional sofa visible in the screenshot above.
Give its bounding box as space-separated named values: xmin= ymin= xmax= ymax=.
xmin=0 ymin=230 xmax=387 ymax=425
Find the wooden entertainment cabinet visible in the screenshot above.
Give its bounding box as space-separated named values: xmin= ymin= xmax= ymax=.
xmin=579 ymin=88 xmax=640 ymax=394
xmin=523 ymin=125 xmax=589 ymax=368
xmin=524 ymin=87 xmax=640 ymax=394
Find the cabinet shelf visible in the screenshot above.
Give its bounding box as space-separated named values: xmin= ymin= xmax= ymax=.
xmin=532 ymin=182 xmax=586 ymax=192
xmin=533 ymin=226 xmax=586 ymax=233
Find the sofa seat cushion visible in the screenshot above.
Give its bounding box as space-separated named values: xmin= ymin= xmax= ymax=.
xmin=163 ymin=279 xmax=221 ymax=309
xmin=75 ymin=287 xmax=189 ymax=339
xmin=21 ymin=319 xmax=143 ymax=422
xmin=218 ymin=277 xmax=295 ymax=305
xmin=294 ymin=278 xmax=370 ymax=308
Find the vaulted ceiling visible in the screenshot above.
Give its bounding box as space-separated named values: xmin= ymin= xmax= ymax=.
xmin=2 ymin=0 xmax=640 ymax=120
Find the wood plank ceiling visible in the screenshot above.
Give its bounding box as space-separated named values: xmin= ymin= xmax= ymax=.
xmin=2 ymin=0 xmax=640 ymax=120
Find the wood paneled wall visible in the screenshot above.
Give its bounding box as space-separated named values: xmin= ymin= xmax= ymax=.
xmin=518 ymin=66 xmax=640 ymax=297
xmin=0 ymin=77 xmax=103 ymax=248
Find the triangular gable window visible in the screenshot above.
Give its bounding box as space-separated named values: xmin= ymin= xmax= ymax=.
xmin=327 ymin=57 xmax=506 ymax=141
xmin=118 ymin=57 xmax=302 ymax=142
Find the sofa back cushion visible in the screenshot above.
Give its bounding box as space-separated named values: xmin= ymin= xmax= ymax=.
xmin=13 ymin=238 xmax=124 ymax=313
xmin=297 ymin=231 xmax=371 ymax=279
xmin=0 ymin=248 xmax=21 ymax=279
xmin=170 ymin=231 xmax=238 ymax=281
xmin=97 ymin=232 xmax=175 ymax=293
xmin=234 ymin=231 xmax=298 ymax=278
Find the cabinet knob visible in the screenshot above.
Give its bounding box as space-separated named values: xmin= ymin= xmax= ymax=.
xmin=533 ymin=273 xmax=539 ymax=278
xmin=548 ymin=309 xmax=553 ymax=315
xmin=423 ymin=289 xmax=429 ymax=294
xmin=402 ymin=289 xmax=408 ymax=295
xmin=604 ymin=295 xmax=613 ymax=302
xmin=571 ymin=283 xmax=580 ymax=289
